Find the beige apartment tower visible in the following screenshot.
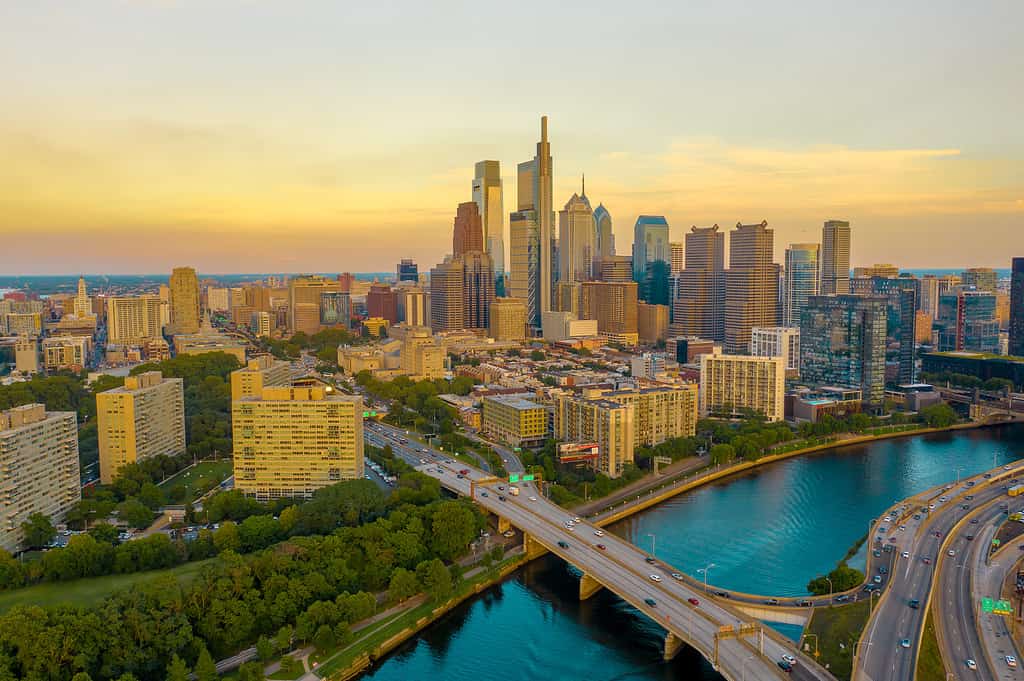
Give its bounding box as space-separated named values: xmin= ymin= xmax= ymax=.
xmin=489 ymin=297 xmax=529 ymax=342
xmin=97 ymin=371 xmax=186 ymax=483
xmin=169 ymin=267 xmax=201 ymax=335
xmin=580 ymin=280 xmax=639 ymax=345
xmin=699 ymin=350 xmax=785 ymax=422
xmin=820 ymin=220 xmax=851 ymax=295
xmin=554 ymin=395 xmax=635 ymax=478
xmin=725 ymin=221 xmax=780 ymax=354
xmin=0 ymin=404 xmax=81 ymax=553
xmin=231 ymin=355 xmax=291 ymax=401
xmin=106 ymin=296 xmax=163 ymax=344
xmin=232 ymin=386 xmax=364 ymax=501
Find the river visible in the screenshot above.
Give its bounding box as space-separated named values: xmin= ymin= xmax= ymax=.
xmin=362 ymin=424 xmax=1024 ymax=681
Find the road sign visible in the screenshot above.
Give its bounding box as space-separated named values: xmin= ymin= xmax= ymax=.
xmin=982 ymin=598 xmax=995 ymax=613
xmin=523 ymin=474 xmax=535 ymax=481
xmin=995 ymin=600 xmax=1013 ymax=615
xmin=993 ymin=538 xmax=1001 ymax=546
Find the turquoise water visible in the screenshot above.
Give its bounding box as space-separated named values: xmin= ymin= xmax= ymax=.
xmin=363 ymin=424 xmax=1024 ymax=681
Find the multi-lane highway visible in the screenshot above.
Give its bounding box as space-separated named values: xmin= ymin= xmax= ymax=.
xmin=365 ymin=420 xmax=832 ymax=681
xmin=856 ymin=463 xmax=1024 ymax=681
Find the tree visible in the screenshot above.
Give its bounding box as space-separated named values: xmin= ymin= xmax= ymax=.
xmin=709 ymin=443 xmax=736 ymax=466
xmin=87 ymin=522 xmax=120 ymax=545
xmin=275 ymin=624 xmax=294 ymax=653
xmin=166 ymin=654 xmax=190 ymax=681
xmin=0 ymin=551 xmax=25 ymax=591
xmin=20 ymin=513 xmax=55 ymax=548
xmin=388 ymin=567 xmax=419 ymax=603
xmin=237 ymin=662 xmax=263 ymax=681
xmin=116 ymin=499 xmax=154 ymax=530
xmin=238 ymin=515 xmax=280 ymax=552
xmin=213 ymin=520 xmax=241 ymax=553
xmin=194 ymin=645 xmax=218 ymax=681
xmin=429 ymin=501 xmax=477 ymax=562
xmin=256 ymin=635 xmax=275 ymax=662
xmin=529 ymin=350 xmax=546 ymax=361
xmin=137 ymin=482 xmax=164 ymax=510
xmin=313 ymin=623 xmax=336 ymax=652
xmin=919 ymin=403 xmax=958 ymax=428
xmin=417 ymin=558 xmax=453 ymax=602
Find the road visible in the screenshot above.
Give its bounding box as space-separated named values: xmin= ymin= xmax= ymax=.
xmin=364 ymin=421 xmax=832 ymax=681
xmin=856 ymin=463 xmax=1024 ymax=681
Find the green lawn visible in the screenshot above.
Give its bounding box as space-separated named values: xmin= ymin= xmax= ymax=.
xmin=916 ymin=610 xmax=946 ymax=681
xmin=0 ymin=559 xmax=214 ymax=613
xmin=804 ymin=598 xmax=872 ymax=681
xmin=158 ymin=460 xmax=233 ymax=501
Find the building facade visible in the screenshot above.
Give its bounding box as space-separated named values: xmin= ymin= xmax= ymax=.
xmin=481 ymin=395 xmax=548 ymax=448
xmin=1010 ymin=258 xmax=1024 ymax=357
xmin=580 ymin=281 xmax=639 ymax=345
xmin=473 ymin=160 xmax=505 ymax=276
xmin=632 ymin=215 xmax=670 ymax=282
xmin=800 ymin=295 xmax=887 ymax=405
xmin=554 ymin=395 xmax=634 ymax=478
xmin=725 ymin=221 xmax=780 ymax=354
xmin=783 ymin=243 xmax=819 ymax=327
xmin=558 ymin=189 xmax=595 ymax=283
xmin=935 ymin=289 xmax=999 ymax=353
xmin=106 ymin=296 xmax=163 ymax=344
xmin=699 ymin=351 xmax=785 ymax=421
xmin=489 ymin=297 xmax=528 ymax=342
xmin=168 ymin=267 xmax=201 ymax=335
xmin=750 ymin=326 xmax=800 ymax=372
xmin=674 ymin=225 xmax=726 ymax=340
xmin=820 ymin=220 xmax=851 ymax=295
xmin=231 ymin=355 xmax=291 ymax=400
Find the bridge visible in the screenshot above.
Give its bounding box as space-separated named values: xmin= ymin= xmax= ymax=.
xmin=366 ymin=422 xmax=834 ymax=681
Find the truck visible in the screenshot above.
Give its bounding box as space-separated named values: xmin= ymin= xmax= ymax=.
xmin=1009 ymin=485 xmax=1024 ymax=497
xmin=509 ymin=485 xmax=520 ymax=496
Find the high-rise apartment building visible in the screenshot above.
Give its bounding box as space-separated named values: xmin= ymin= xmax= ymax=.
xmin=231 ymin=355 xmax=291 ymax=401
xmin=918 ymin=275 xmax=941 ymax=319
xmin=783 ymin=243 xmax=819 ymax=327
xmin=558 ymin=187 xmax=595 ymax=283
xmin=207 ymin=286 xmax=230 ymax=312
xmin=0 ymin=404 xmax=80 ymax=553
xmin=453 ymin=201 xmax=484 ymax=257
xmin=509 ymin=117 xmax=554 ymax=327
xmin=106 ymin=296 xmax=163 ymax=344
xmin=597 ymin=255 xmax=633 ymax=283
xmin=750 ymin=326 xmax=800 ymax=372
xmin=820 ymin=220 xmax=851 ymax=295
xmin=233 ymin=386 xmax=364 ymax=501
xmin=430 ymin=258 xmax=465 ymax=333
xmin=553 ymin=395 xmax=634 ymax=478
xmin=637 ymin=302 xmax=669 ymax=344
xmin=288 ymin=275 xmax=340 ymax=335
xmin=97 ymin=371 xmax=186 ymax=483
xmin=473 ymin=160 xmax=505 ymax=276
xmin=594 ymin=204 xmax=614 ymax=261
xmin=397 ymin=259 xmax=419 ymax=283
xmin=670 ymin=242 xmax=684 ymax=276
xmin=250 ymin=311 xmax=272 ymax=338
xmin=168 ymin=267 xmax=200 ymax=335
xmin=580 ymin=281 xmax=639 ymax=345
xmin=489 ymin=297 xmax=528 ymax=341
xmin=1011 ymin=258 xmax=1024 ymax=356
xmin=397 ymin=287 xmax=426 ymax=327
xmin=73 ymin=276 xmax=93 ymax=319
xmin=481 ymin=395 xmax=548 ymax=449
xmin=725 ymin=221 xmax=780 ymax=354
xmin=367 ymin=285 xmax=398 ymax=323
xmin=632 ymin=215 xmax=670 ymax=282
xmin=699 ymin=350 xmax=786 ymax=421
xmin=961 ymin=267 xmax=998 ymax=293
xmin=800 ymin=295 xmax=887 ymax=406
xmin=673 ymin=225 xmax=726 ymax=341
xmin=600 ymin=384 xmax=699 ymax=446
xmin=935 ymin=289 xmax=999 ymax=353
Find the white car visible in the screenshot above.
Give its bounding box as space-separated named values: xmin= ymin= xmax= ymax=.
xmin=901 ymin=551 xmax=910 ymax=559
xmin=529 ymin=496 xmax=537 ymax=502
xmin=1007 ymin=656 xmax=1018 ymax=668
xmin=966 ymin=659 xmax=977 ymax=670
xmin=948 ymin=549 xmax=956 ymax=557
xmin=649 ymin=574 xmax=662 ymax=582
xmin=594 ymin=529 xmax=605 ymax=537
xmin=781 ymin=654 xmax=797 ymax=666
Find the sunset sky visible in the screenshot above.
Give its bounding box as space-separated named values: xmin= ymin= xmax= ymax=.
xmin=1 ymin=1 xmax=1021 ymax=274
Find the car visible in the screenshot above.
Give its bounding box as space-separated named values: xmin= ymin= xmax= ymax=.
xmin=967 ymin=480 xmax=976 ymax=487
xmin=645 ymin=556 xmax=656 ymax=564
xmin=873 ymin=575 xmax=882 ymax=584
xmin=966 ymin=535 xmax=974 ymax=541
xmin=901 ymin=551 xmax=910 ymax=558
xmin=781 ymin=654 xmax=797 ymax=666
xmin=900 ymin=639 xmax=911 ymax=649
xmin=649 ymin=574 xmax=662 ymax=582
xmin=1006 ymin=465 xmax=1013 ymax=470
xmin=529 ymin=496 xmax=537 ymax=501
xmin=1008 ymin=655 xmax=1018 ymax=668
xmin=948 ymin=549 xmax=956 ymax=557
xmin=879 ymin=566 xmax=888 ymax=574
xmin=899 ymin=525 xmax=907 ymax=532
xmin=884 ymin=516 xmax=894 ymax=522
xmin=889 ymin=537 xmax=897 ymax=543
xmin=913 ymin=514 xmax=921 ymax=520
xmin=566 ymin=525 xmax=574 ymax=532
xmin=909 ymin=599 xmax=920 ymax=609
xmin=502 ymin=530 xmax=515 ymax=538
xmin=671 ymin=572 xmax=684 ymax=581
xmin=873 ymin=549 xmax=882 ymax=557
xmin=922 ymin=557 xmax=932 ymax=565
xmin=970 ymin=518 xmax=979 ymax=524
xmin=593 ymin=529 xmax=605 ymax=537
xmin=498 ymin=495 xmax=506 ymax=501
xmin=934 ymin=531 xmax=943 ymax=538
xmin=962 ymin=504 xmax=971 ymax=510
xmin=687 ymin=597 xmax=700 ymax=606
xmin=929 ymin=503 xmax=936 ymax=510
xmin=557 ymin=541 xmax=569 ymax=549
xmin=456 ymin=474 xmax=464 ymax=479
xmin=497 ymin=486 xmax=505 ymax=491
xmin=766 ymin=598 xmax=780 ymax=605
xmin=644 ymin=597 xmax=657 ymax=607
xmin=835 ymin=594 xmax=850 ymax=603
xmin=716 ymin=591 xmax=732 ymax=599
xmin=879 ymin=526 xmax=888 ymax=533
xmin=778 ymin=661 xmax=793 ymax=673
xmin=966 ymin=494 xmax=975 ymax=500
xmin=596 ymin=543 xmax=606 ymax=551
xmin=480 ymin=491 xmax=489 ymax=497
xmin=940 ymin=496 xmax=948 ymax=502
xmin=966 ymin=659 xmax=977 ymax=670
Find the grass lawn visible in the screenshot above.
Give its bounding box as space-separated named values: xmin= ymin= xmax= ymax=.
xmin=916 ymin=609 xmax=946 ymax=681
xmin=158 ymin=460 xmax=233 ymax=501
xmin=805 ymin=598 xmax=872 ymax=681
xmin=0 ymin=558 xmax=214 ymax=613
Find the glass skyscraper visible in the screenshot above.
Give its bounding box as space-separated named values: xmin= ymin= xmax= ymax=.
xmin=800 ymin=295 xmax=887 ymax=406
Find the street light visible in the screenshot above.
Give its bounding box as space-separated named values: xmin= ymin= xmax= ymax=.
xmin=870 ymin=589 xmax=881 ymax=613
xmin=955 ymin=466 xmax=965 ymax=484
xmin=698 ymin=563 xmax=716 ymax=593
xmin=825 ymin=576 xmax=833 ymax=604
xmin=647 ymin=533 xmax=656 ymax=558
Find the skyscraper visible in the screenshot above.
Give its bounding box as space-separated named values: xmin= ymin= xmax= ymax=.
xmin=429 ymin=257 xmax=465 ymax=333
xmin=783 ymin=243 xmax=819 ymax=328
xmin=453 ymin=201 xmax=484 ymax=257
xmin=489 ymin=297 xmax=528 ymax=341
xmin=558 ymin=184 xmax=595 ymax=283
xmin=461 ymin=251 xmax=495 ymax=330
xmin=670 ymin=242 xmax=684 ymax=276
xmin=73 ymin=276 xmax=92 ymax=318
xmin=918 ymin=274 xmax=941 ymax=318
xmin=725 ymin=221 xmax=780 ymax=354
xmin=1011 ymin=258 xmax=1024 ymax=356
xmin=509 ymin=116 xmax=554 ymax=327
xmin=366 ymin=285 xmax=398 ymax=323
xmin=594 ymin=204 xmax=614 ymax=261
xmin=935 ymin=289 xmax=999 ymax=353
xmin=801 ymin=295 xmax=887 ymax=406
xmin=820 ymin=220 xmax=851 ymax=295
xmin=961 ymin=267 xmax=998 ymax=293
xmin=632 ymin=215 xmax=670 ymax=282
xmin=288 ymin=275 xmax=340 ymax=335
xmin=673 ymin=225 xmax=725 ymax=340
xmin=580 ymin=280 xmax=639 ymax=345
xmin=473 ymin=160 xmax=505 ymax=276
xmin=397 ymin=259 xmax=419 ymax=283
xmin=168 ymin=267 xmax=200 ymax=335
xmin=106 ymin=295 xmax=163 ymax=344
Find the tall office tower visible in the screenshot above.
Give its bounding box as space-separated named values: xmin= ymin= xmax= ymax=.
xmin=232 ymin=386 xmax=363 ymax=501
xmin=397 ymin=287 xmax=426 ymax=326
xmin=673 ymin=225 xmax=726 ymax=340
xmin=509 ymin=116 xmax=554 ymax=327
xmin=319 ymin=291 xmax=350 ymax=329
xmin=250 ymin=311 xmax=272 ymax=338
xmin=1011 ymin=258 xmax=1024 ymax=356
xmin=918 ymin=274 xmax=941 ymax=318
xmin=558 ymin=185 xmax=595 ymax=283
xmin=598 ymin=255 xmax=633 ymax=282
xmin=699 ymin=350 xmax=786 ymax=421
xmin=207 ymin=287 xmax=230 ymax=312
xmin=158 ymin=284 xmax=171 ymax=327
xmin=801 ymin=295 xmax=887 ymax=406
xmin=580 ymin=281 xmax=639 ymax=345
xmin=461 ymin=251 xmax=496 ymax=330
xmin=489 ymin=297 xmax=528 ymax=341
xmin=230 ymin=355 xmax=291 ymax=400
xmin=632 ymin=215 xmax=670 ymax=282
xmin=961 ymin=267 xmax=998 ymax=293
xmin=453 ymin=201 xmax=484 ymax=257
xmin=73 ymin=276 xmax=92 ymax=318
xmin=168 ymin=267 xmax=201 ymax=335
xmin=725 ymin=221 xmax=780 ymax=354
xmin=397 ymin=259 xmax=419 ymax=283
xmin=750 ymin=326 xmax=800 ymax=372
xmin=14 ymin=336 xmax=39 ymax=374
xmin=288 ymin=275 xmax=339 ymax=335
xmin=97 ymin=371 xmax=185 ymax=484
xmin=783 ymin=243 xmax=820 ymax=327
xmin=106 ymin=296 xmax=163 ymax=344
xmin=935 ymin=289 xmax=999 ymax=353
xmin=337 ymin=272 xmax=355 ymax=293
xmin=0 ymin=404 xmax=80 ymax=553
xmin=594 ymin=204 xmax=614 ymax=260
xmin=430 ymin=257 xmax=465 ymax=332
xmin=473 ymin=160 xmax=505 ymax=276
xmin=820 ymin=220 xmax=851 ymax=295
xmin=367 ymin=285 xmax=398 ymax=323
xmin=554 ymin=281 xmax=581 ymax=315
xmin=670 ymin=242 xmax=685 ymax=276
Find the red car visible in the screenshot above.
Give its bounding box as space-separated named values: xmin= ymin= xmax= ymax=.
xmin=596 ymin=544 xmax=606 ymax=551
xmin=922 ymin=557 xmax=932 ymax=565
xmin=687 ymin=598 xmax=700 ymax=606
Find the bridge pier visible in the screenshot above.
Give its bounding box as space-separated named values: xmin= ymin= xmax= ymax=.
xmin=496 ymin=515 xmax=511 ymax=534
xmin=664 ymin=632 xmax=684 ymax=660
xmin=579 ymin=572 xmax=603 ymax=600
xmin=522 ymin=533 xmax=547 ymax=560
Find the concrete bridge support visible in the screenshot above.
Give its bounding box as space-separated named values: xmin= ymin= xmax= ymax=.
xmin=579 ymin=572 xmax=604 ymax=600
xmin=522 ymin=533 xmax=548 ymax=560
xmin=496 ymin=515 xmax=511 ymax=534
xmin=664 ymin=632 xmax=684 ymax=660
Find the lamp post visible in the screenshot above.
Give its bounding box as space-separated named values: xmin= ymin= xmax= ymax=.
xmin=698 ymin=563 xmax=716 ymax=593
xmin=825 ymin=577 xmax=833 ymax=605
xmin=870 ymin=589 xmax=881 ymax=613
xmin=955 ymin=466 xmax=965 ymax=484
xmin=647 ymin=533 xmax=656 ymax=558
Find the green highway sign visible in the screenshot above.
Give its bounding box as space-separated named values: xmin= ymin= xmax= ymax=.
xmin=982 ymin=598 xmax=995 ymax=613
xmin=993 ymin=538 xmax=1001 ymax=546
xmin=523 ymin=474 xmax=535 ymax=481
xmin=995 ymin=600 xmax=1013 ymax=615
xmin=509 ymin=474 xmax=519 ymax=483
xmin=362 ymin=410 xmax=378 ymax=418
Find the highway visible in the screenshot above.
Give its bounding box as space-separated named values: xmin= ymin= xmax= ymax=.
xmin=856 ymin=463 xmax=1024 ymax=681
xmin=365 ymin=420 xmax=832 ymax=681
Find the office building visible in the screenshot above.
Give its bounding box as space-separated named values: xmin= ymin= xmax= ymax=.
xmin=168 ymin=267 xmax=200 ymax=335
xmin=72 ymin=276 xmax=93 ymax=319
xmin=597 ymin=255 xmax=633 ymax=283
xmin=106 ymin=296 xmax=163 ymax=344
xmin=725 ymin=221 xmax=780 ymax=354
xmin=397 ymin=287 xmax=426 ymax=327
xmin=367 ymin=285 xmax=398 ymax=324
xmin=670 ymin=242 xmax=685 ymax=276
xmin=398 ymin=327 xmax=447 ymax=380
xmin=750 ymin=326 xmax=800 ymax=372
xmin=14 ymin=336 xmax=39 ymax=374
xmin=490 ymin=297 xmax=528 ymax=342
xmin=630 ymin=353 xmax=667 ymax=379
xmin=935 ymin=289 xmax=999 ymax=353
xmin=0 ymin=404 xmax=80 ymax=553
xmin=453 ymin=201 xmax=484 ymax=257
xmin=961 ymin=267 xmax=998 ymax=293
xmin=207 ymin=286 xmax=230 ymax=312
xmin=667 ymin=336 xmax=719 ymax=365
xmin=820 ymin=220 xmax=851 ymax=295
xmin=673 ymin=225 xmax=725 ymax=340
xmin=233 ymin=386 xmax=364 ymax=501
xmin=632 ymin=215 xmax=670 ymax=282
xmin=97 ymin=371 xmax=186 ymax=484
xmin=473 ymin=160 xmax=505 ymax=276
xmin=362 ymin=317 xmax=388 ymax=338
xmin=554 ymin=281 xmax=581 ymax=315
xmin=594 ymin=204 xmax=614 ymax=261
xmin=558 ymin=186 xmax=595 ymax=283
xmin=481 ymin=395 xmax=548 ymax=448
xmin=553 ymin=395 xmax=634 ymax=478
xmin=918 ymin=275 xmax=941 ymax=319
xmin=289 ymin=275 xmax=340 ymax=335
xmin=638 ymin=302 xmax=669 ymax=344
xmin=318 ymin=291 xmax=350 ymax=329
xmin=42 ymin=336 xmax=92 ymax=372
xmin=250 ymin=311 xmax=273 ymax=338
xmin=853 ymin=264 xmax=899 ymax=279
xmin=509 ymin=117 xmax=554 ymax=328
xmin=231 ymin=355 xmax=291 ymax=401
xmin=699 ymin=350 xmax=785 ymax=421
xmin=397 ymin=259 xmax=419 ymax=283
xmin=922 ymin=351 xmax=1024 ymax=390
xmin=783 ymin=243 xmax=819 ymax=327
xmin=1011 ymin=258 xmax=1024 ymax=356
xmin=541 ymin=311 xmax=599 ymax=342
xmin=800 ymin=295 xmax=887 ymax=405
xmin=429 ymin=258 xmax=465 ymax=333
xmin=580 ymin=281 xmax=639 ymax=345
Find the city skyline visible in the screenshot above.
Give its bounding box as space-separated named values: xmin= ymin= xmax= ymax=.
xmin=2 ymin=2 xmax=1022 ymax=274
